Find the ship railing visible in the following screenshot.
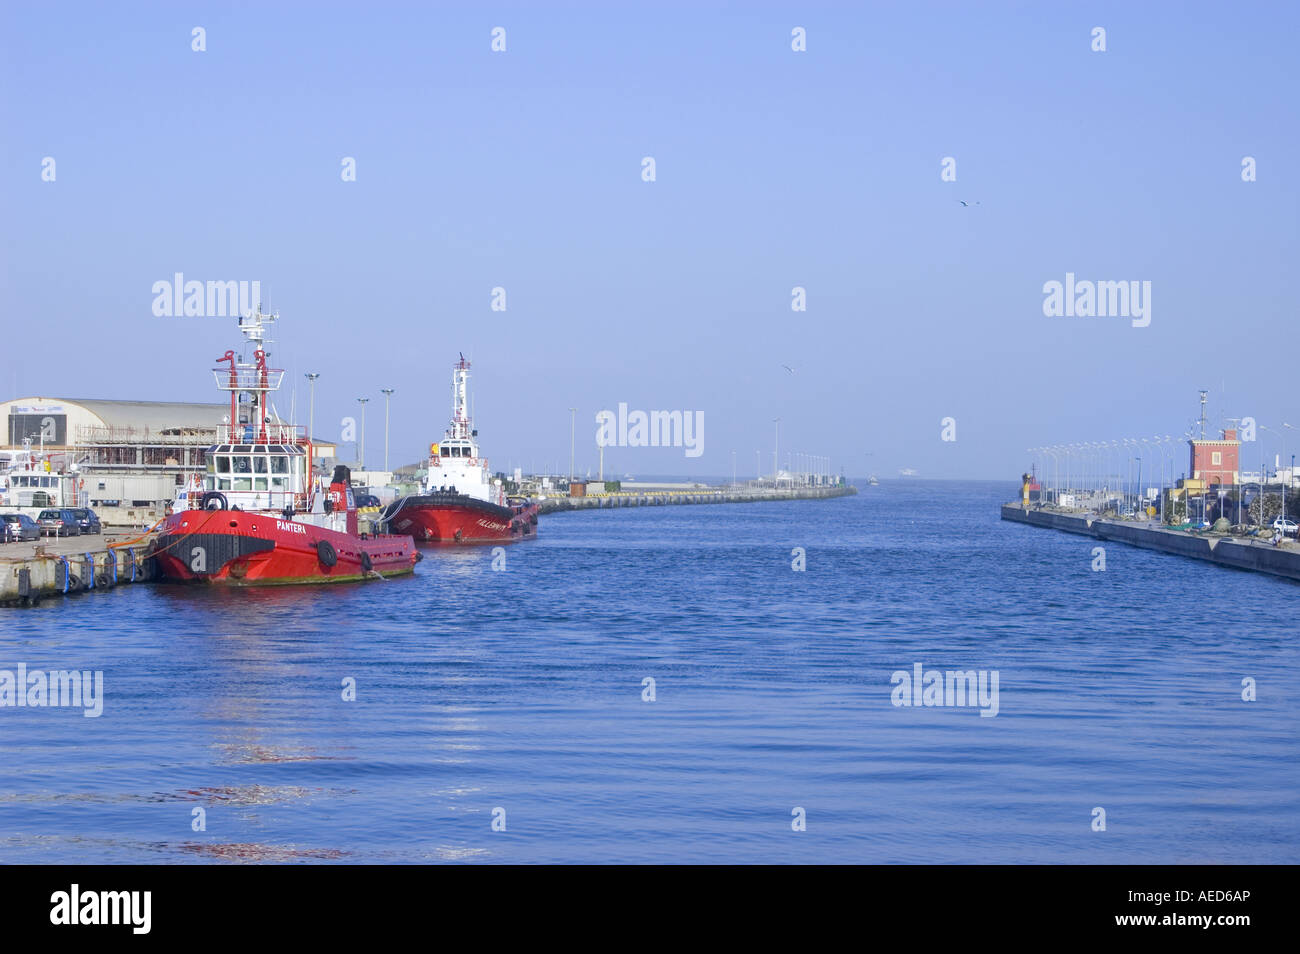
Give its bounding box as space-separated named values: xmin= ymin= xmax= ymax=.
xmin=215 ymin=423 xmax=306 ymax=444
xmin=212 ymin=368 xmax=286 ymax=392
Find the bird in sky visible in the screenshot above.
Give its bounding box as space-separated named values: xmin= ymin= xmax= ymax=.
xmin=959 ymin=200 xmax=981 ymax=207
xmin=782 ymin=364 xmax=796 ymax=373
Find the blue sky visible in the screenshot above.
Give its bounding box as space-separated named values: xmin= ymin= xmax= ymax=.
xmin=2 ymin=1 xmax=1297 ymax=479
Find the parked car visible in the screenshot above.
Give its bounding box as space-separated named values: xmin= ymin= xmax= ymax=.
xmin=1271 ymin=517 xmax=1298 ymax=534
xmin=36 ymin=508 xmax=82 ymax=537
xmin=1 ymin=513 xmax=41 ymax=542
xmin=69 ymin=508 xmax=102 ymax=534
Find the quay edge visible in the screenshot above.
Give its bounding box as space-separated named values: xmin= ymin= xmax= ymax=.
xmin=1 ymin=537 xmax=156 ymax=606
xmin=1001 ymin=502 xmax=1300 ymax=583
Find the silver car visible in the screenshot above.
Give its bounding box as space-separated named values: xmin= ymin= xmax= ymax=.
xmin=2 ymin=513 xmax=41 ymax=542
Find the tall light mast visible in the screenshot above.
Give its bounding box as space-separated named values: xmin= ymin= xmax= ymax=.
xmin=450 ymin=354 xmax=472 ymax=441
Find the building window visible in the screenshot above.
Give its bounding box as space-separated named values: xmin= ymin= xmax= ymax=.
xmin=1212 ymin=452 xmax=1222 ymax=466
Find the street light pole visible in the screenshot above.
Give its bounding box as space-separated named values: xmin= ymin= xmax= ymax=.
xmin=1282 ymin=423 xmax=1296 ymax=522
xmin=773 ymin=418 xmax=781 ymax=483
xmin=356 ymin=397 xmax=369 ymax=470
xmin=569 ymin=408 xmax=576 ymax=483
xmin=380 ymin=388 xmax=395 ymax=472
xmin=305 ymin=372 xmax=320 ymax=441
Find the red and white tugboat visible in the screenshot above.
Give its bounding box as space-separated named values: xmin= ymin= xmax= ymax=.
xmin=152 ymin=308 xmax=420 ymax=585
xmin=380 ymin=356 xmax=538 ymax=544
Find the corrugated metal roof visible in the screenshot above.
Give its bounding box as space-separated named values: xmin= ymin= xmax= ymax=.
xmin=5 ymin=397 xmax=335 ymax=450
xmin=16 ymin=397 xmax=228 ymax=430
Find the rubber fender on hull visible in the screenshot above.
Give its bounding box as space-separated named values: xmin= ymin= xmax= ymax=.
xmin=316 ymin=539 xmax=338 ymax=567
xmin=201 ymin=491 xmax=229 ymax=510
xmin=360 ymin=551 xmax=373 ymax=571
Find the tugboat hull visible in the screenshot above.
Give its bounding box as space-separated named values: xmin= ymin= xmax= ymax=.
xmin=152 ymin=509 xmax=419 ymax=585
xmin=383 ymin=493 xmax=538 ymax=545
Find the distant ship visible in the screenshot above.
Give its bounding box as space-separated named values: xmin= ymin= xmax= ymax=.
xmin=381 ymin=356 xmax=538 ymax=544
xmin=899 ymin=468 xmax=919 ymax=477
xmin=867 ymin=474 xmax=879 ymax=486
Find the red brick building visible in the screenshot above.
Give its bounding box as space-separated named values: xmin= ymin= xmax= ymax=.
xmin=1189 ymin=429 xmax=1240 ymax=486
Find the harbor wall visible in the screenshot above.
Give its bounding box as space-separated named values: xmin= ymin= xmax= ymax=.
xmin=1000 ymin=503 xmax=1300 ymax=583
xmin=0 ymin=542 xmax=154 ymax=605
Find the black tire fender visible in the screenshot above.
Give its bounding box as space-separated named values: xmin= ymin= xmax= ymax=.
xmin=316 ymin=539 xmax=338 ymax=568
xmin=360 ymin=550 xmax=373 ymax=571
xmin=201 ymin=492 xmax=228 ymax=510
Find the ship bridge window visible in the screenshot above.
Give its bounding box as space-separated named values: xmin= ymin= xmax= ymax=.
xmin=233 ymin=477 xmax=252 ymax=491
xmin=441 ymin=446 xmax=451 ymax=457
xmin=215 ymin=456 xmax=231 ymax=474
xmin=254 ymin=456 xmax=268 ymax=474
xmin=271 ymin=456 xmax=289 ymax=474
xmin=232 ymin=456 xmax=252 ymax=474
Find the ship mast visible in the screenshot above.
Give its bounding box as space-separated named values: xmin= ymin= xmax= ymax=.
xmin=449 ymin=353 xmax=472 ymax=441
xmin=214 ymin=306 xmax=285 ymax=444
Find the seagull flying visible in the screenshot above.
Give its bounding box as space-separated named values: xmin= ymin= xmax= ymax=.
xmin=782 ymin=364 xmax=796 ymax=373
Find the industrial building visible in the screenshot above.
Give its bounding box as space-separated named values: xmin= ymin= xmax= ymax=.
xmin=1 ymin=397 xmax=336 ymax=523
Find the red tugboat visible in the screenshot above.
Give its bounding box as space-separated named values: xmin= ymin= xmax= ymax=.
xmin=380 ymin=356 xmax=538 ymax=544
xmin=152 ymin=308 xmax=420 ymax=585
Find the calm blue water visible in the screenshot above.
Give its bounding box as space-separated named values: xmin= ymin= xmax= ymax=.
xmin=2 ymin=480 xmax=1297 ymax=863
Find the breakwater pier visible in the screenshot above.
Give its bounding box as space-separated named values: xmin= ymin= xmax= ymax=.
xmin=1001 ymin=502 xmax=1300 ymax=582
xmin=536 ymin=483 xmax=857 ymax=515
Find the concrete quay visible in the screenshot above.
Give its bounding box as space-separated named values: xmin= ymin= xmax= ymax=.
xmin=1001 ymin=503 xmax=1300 ymax=583
xmin=0 ymin=534 xmax=157 ymax=605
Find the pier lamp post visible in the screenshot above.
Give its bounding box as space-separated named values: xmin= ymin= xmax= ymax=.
xmin=1282 ymin=423 xmax=1296 ymax=519
xmin=1122 ymin=439 xmax=1137 ymax=511
xmin=356 ymin=397 xmax=369 ymax=470
xmin=1042 ymin=446 xmax=1057 ymax=504
xmin=772 ymin=418 xmax=781 ymax=483
xmin=1109 ymin=440 xmax=1121 ymax=510
xmin=1143 ymin=438 xmax=1164 ymax=523
xmin=1092 ymin=441 xmax=1102 ymax=501
xmin=1095 ymin=441 xmax=1106 ymax=501
xmin=731 ymin=450 xmax=737 ymax=487
xmin=568 ymin=408 xmax=576 ymax=484
xmin=1259 ymin=424 xmax=1278 ymax=525
xmin=380 ymin=388 xmax=395 ymax=472
xmin=305 ymin=372 xmax=320 ymax=440
xmin=756 ymin=450 xmax=761 ymax=482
